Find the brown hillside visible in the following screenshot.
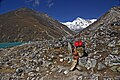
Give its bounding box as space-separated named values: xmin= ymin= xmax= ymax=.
xmin=0 ymin=7 xmax=74 ymax=42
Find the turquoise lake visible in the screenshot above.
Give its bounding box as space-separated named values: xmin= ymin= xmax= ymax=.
xmin=0 ymin=42 xmax=25 ymax=48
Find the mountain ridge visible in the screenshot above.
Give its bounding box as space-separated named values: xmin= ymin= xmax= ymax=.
xmin=0 ymin=7 xmax=74 ymax=42
xmin=77 ymin=6 xmax=120 ymax=34
xmin=62 ymin=17 xmax=96 ymax=32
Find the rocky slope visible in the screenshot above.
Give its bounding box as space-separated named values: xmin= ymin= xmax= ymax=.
xmin=0 ymin=7 xmax=74 ymax=42
xmin=0 ymin=37 xmax=120 ymax=80
xmin=75 ymin=6 xmax=120 ymax=79
xmin=0 ymin=6 xmax=120 ymax=80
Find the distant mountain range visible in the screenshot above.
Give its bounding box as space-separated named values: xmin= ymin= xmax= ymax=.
xmin=62 ymin=17 xmax=96 ymax=32
xmin=0 ymin=7 xmax=74 ymax=42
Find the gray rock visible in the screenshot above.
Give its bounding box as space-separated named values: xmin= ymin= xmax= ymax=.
xmin=77 ymin=75 xmax=83 ymax=80
xmin=59 ymin=54 xmax=63 ymax=58
xmin=104 ymin=55 xmax=120 ymax=66
xmin=58 ymin=68 xmax=63 ymax=73
xmin=116 ymin=40 xmax=120 ymax=45
xmin=28 ymin=72 xmax=36 ymax=77
xmin=68 ymin=75 xmax=78 ymax=80
xmin=63 ymin=70 xmax=69 ymax=74
xmin=97 ymin=62 xmax=106 ymax=70
xmin=36 ymin=67 xmax=40 ymax=71
xmin=76 ymin=65 xmax=82 ymax=71
xmin=60 ymin=58 xmax=64 ymax=62
xmin=57 ymin=66 xmax=67 ymax=73
xmin=42 ymin=61 xmax=52 ymax=67
xmin=31 ymin=77 xmax=36 ymax=80
xmin=110 ymin=66 xmax=118 ymax=72
xmin=51 ymin=66 xmax=59 ymax=72
xmin=36 ymin=76 xmax=41 ymax=80
xmin=27 ymin=77 xmax=31 ymax=80
xmin=51 ymin=67 xmax=58 ymax=72
xmin=16 ymin=68 xmax=24 ymax=76
xmin=94 ymin=55 xmax=101 ymax=60
xmin=115 ymin=76 xmax=120 ymax=80
xmin=91 ymin=74 xmax=100 ymax=80
xmin=117 ymin=67 xmax=120 ymax=73
xmin=78 ymin=57 xmax=88 ymax=67
xmin=103 ymin=76 xmax=113 ymax=80
xmin=111 ymin=48 xmax=119 ymax=54
xmin=1 ymin=76 xmax=10 ymax=80
xmin=108 ymin=40 xmax=116 ymax=47
xmin=85 ymin=58 xmax=97 ymax=70
xmin=39 ymin=75 xmax=47 ymax=80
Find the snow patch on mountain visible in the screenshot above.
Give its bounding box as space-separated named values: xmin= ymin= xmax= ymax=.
xmin=62 ymin=17 xmax=96 ymax=31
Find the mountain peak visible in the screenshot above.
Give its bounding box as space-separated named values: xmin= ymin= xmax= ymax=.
xmin=76 ymin=17 xmax=85 ymax=21
xmin=17 ymin=7 xmax=34 ymax=11
xmin=62 ymin=17 xmax=96 ymax=32
xmin=0 ymin=7 xmax=74 ymax=42
xmin=62 ymin=6 xmax=119 ymax=32
xmin=15 ymin=7 xmax=37 ymax=15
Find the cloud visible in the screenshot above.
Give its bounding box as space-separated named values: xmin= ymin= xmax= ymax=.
xmin=33 ymin=0 xmax=40 ymax=6
xmin=48 ymin=2 xmax=54 ymax=8
xmin=47 ymin=0 xmax=54 ymax=8
xmin=25 ymin=0 xmax=54 ymax=8
xmin=25 ymin=0 xmax=40 ymax=6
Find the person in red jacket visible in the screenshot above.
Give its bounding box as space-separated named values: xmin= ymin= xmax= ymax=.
xmin=70 ymin=40 xmax=84 ymax=71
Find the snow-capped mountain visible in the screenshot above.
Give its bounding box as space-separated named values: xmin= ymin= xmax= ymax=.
xmin=62 ymin=17 xmax=96 ymax=32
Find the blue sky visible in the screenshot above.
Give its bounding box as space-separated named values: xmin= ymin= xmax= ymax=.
xmin=0 ymin=0 xmax=119 ymax=22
